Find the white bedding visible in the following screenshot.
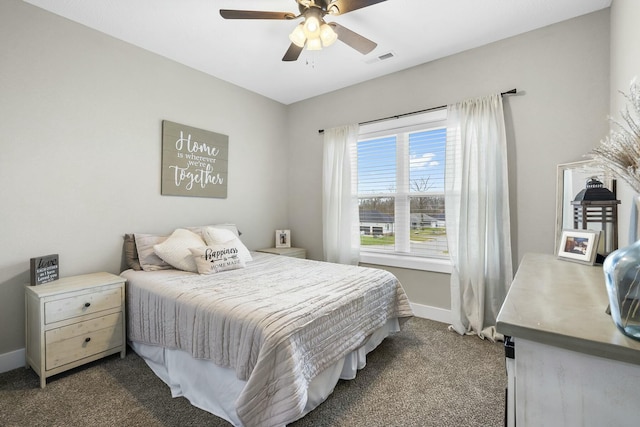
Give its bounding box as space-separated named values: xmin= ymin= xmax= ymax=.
xmin=131 ymin=318 xmax=398 ymax=426
xmin=122 ymin=252 xmax=413 ymax=427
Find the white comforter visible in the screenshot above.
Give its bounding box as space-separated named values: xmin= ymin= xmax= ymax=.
xmin=122 ymin=253 xmax=413 ymax=427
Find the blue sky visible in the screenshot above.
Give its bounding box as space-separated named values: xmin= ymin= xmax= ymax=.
xmin=358 ymin=128 xmax=446 ymax=194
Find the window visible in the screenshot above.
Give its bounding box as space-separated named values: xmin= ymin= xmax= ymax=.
xmin=356 ymin=109 xmax=449 ymax=270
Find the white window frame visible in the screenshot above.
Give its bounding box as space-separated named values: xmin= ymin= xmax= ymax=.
xmin=357 ymin=109 xmax=452 ymax=273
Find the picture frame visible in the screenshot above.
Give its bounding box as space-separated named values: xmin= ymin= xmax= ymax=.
xmin=161 ymin=120 xmax=229 ymax=198
xmin=557 ymin=229 xmax=600 ymax=265
xmin=275 ymin=229 xmax=291 ymax=248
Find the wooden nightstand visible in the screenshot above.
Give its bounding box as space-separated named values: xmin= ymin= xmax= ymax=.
xmin=256 ymin=247 xmax=306 ymax=259
xmin=25 ymin=272 xmax=126 ymax=388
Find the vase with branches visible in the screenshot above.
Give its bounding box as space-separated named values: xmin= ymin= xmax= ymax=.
xmin=590 ymin=79 xmax=640 ymax=340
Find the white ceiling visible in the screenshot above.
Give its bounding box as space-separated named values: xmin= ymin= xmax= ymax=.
xmin=24 ymin=0 xmax=611 ymax=105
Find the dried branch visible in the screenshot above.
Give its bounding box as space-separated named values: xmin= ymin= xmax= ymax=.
xmin=590 ymin=79 xmax=640 ymax=194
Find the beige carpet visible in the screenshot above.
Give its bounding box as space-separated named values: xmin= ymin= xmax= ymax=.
xmin=0 ymin=317 xmax=506 ymax=426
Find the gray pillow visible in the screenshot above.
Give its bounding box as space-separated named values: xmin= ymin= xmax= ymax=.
xmin=123 ymin=234 xmax=142 ymax=271
xmin=134 ymin=233 xmax=172 ymax=271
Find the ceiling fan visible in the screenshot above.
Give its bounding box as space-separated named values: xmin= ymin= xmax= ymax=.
xmin=220 ymin=0 xmax=387 ymax=61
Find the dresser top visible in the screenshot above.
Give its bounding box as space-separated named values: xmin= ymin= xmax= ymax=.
xmin=256 ymin=247 xmax=305 ymax=256
xmin=24 ymin=272 xmax=124 ymax=297
xmin=496 ymin=253 xmax=640 ymax=365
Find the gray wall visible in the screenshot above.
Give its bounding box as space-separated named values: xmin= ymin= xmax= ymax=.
xmin=286 ymin=10 xmax=611 ymax=310
xmin=0 ymin=2 xmax=617 ymax=359
xmin=609 ymin=0 xmax=640 ymax=245
xmin=610 ymin=0 xmax=640 ymax=133
xmin=0 ymin=0 xmax=289 ymax=355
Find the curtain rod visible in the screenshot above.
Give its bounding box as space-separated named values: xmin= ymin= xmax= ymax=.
xmin=318 ymin=88 xmax=518 ymax=134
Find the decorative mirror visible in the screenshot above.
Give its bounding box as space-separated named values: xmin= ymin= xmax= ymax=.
xmin=555 ymin=160 xmax=617 ymax=255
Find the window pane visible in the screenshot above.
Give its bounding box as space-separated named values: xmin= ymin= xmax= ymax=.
xmin=359 ymin=197 xmax=395 ymax=252
xmin=358 ymin=136 xmax=396 ymax=194
xmin=410 ymin=195 xmax=448 ymax=258
xmin=407 ymin=128 xmax=448 ymax=258
xmin=409 ymin=128 xmax=446 ymax=194
xmin=356 ymin=111 xmax=448 ymax=261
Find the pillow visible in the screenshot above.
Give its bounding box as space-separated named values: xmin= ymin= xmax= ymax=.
xmin=187 ymin=223 xmax=242 ymax=238
xmin=134 ymin=233 xmax=172 ymax=271
xmin=189 ymin=245 xmax=246 ymax=274
xmin=202 ymin=226 xmax=252 ymax=263
xmin=123 ymin=234 xmax=142 ymax=271
xmin=153 ymin=228 xmax=206 ymax=272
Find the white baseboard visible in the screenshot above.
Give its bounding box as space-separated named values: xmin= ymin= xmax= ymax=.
xmin=0 ymin=304 xmax=450 ymax=374
xmin=410 ymin=302 xmax=452 ymax=324
xmin=0 ymin=348 xmax=25 ymax=374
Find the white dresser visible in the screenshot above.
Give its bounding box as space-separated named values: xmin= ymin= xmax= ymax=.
xmin=25 ymin=272 xmax=126 ymax=388
xmin=497 ymin=253 xmax=640 ymax=427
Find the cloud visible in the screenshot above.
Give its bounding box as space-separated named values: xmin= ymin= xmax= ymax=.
xmin=410 ymin=153 xmax=439 ymax=169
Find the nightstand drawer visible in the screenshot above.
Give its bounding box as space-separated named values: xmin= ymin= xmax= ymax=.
xmin=45 ymin=312 xmax=123 ymax=370
xmin=44 ymin=288 xmax=122 ymax=324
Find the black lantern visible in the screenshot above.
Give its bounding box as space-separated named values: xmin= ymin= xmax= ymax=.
xmin=571 ymin=177 xmax=620 ymax=257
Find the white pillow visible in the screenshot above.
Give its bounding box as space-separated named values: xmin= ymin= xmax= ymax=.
xmin=202 ymin=226 xmax=253 ymax=263
xmin=154 ymin=228 xmax=206 ymax=272
xmin=187 ymin=223 xmax=241 ymax=238
xmin=189 ymin=245 xmax=246 ymax=274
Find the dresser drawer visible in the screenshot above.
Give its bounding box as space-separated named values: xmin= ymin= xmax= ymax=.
xmin=45 ymin=312 xmax=123 ymax=370
xmin=44 ymin=287 xmax=122 ymax=324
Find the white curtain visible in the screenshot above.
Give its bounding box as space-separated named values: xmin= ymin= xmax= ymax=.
xmin=322 ymin=124 xmax=360 ymax=265
xmin=445 ymin=94 xmax=513 ymax=341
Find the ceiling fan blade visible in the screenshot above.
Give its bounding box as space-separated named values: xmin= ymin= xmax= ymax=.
xmin=220 ymin=10 xmax=296 ymax=20
xmin=282 ymin=43 xmax=304 ymax=62
xmin=330 ymin=23 xmax=377 ymax=54
xmin=329 ymin=0 xmax=387 ymax=15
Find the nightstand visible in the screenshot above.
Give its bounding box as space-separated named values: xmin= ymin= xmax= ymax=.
xmin=25 ymin=272 xmax=126 ymax=388
xmin=256 ymin=247 xmax=306 ymax=259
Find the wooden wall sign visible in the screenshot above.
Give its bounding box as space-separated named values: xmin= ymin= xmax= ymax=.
xmin=161 ymin=120 xmax=228 ymax=198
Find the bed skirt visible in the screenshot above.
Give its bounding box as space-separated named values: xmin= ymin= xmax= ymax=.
xmin=130 ymin=317 xmax=400 ymax=426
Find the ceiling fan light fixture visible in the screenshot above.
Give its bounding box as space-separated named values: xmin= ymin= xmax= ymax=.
xmin=303 ymin=15 xmax=321 ymax=39
xmin=220 ymin=0 xmax=385 ymax=62
xmin=289 ymin=23 xmax=306 ymax=47
xmin=306 ymin=37 xmax=322 ymax=51
xmin=319 ymin=23 xmax=337 ymax=47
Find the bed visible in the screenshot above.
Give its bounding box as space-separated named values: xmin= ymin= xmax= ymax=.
xmin=120 ymin=226 xmax=413 ymax=427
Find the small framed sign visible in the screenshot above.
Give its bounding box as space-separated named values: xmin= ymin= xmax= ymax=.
xmin=30 ymin=254 xmax=59 ymax=286
xmin=276 ymin=230 xmax=291 ymax=248
xmin=557 ymin=229 xmax=600 ymax=265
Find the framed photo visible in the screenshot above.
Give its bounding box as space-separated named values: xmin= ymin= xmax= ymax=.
xmin=557 ymin=229 xmax=600 ymax=265
xmin=275 ymin=229 xmax=291 ymax=248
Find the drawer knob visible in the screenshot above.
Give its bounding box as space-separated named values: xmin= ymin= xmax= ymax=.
xmin=84 ymin=302 xmax=91 ymax=308
xmin=84 ymin=337 xmax=91 ymax=343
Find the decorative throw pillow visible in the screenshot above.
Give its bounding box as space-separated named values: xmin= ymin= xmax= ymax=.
xmin=202 ymin=226 xmax=253 ymax=263
xmin=123 ymin=234 xmax=142 ymax=271
xmin=134 ymin=233 xmax=172 ymax=271
xmin=189 ymin=245 xmax=246 ymax=274
xmin=153 ymin=228 xmax=206 ymax=272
